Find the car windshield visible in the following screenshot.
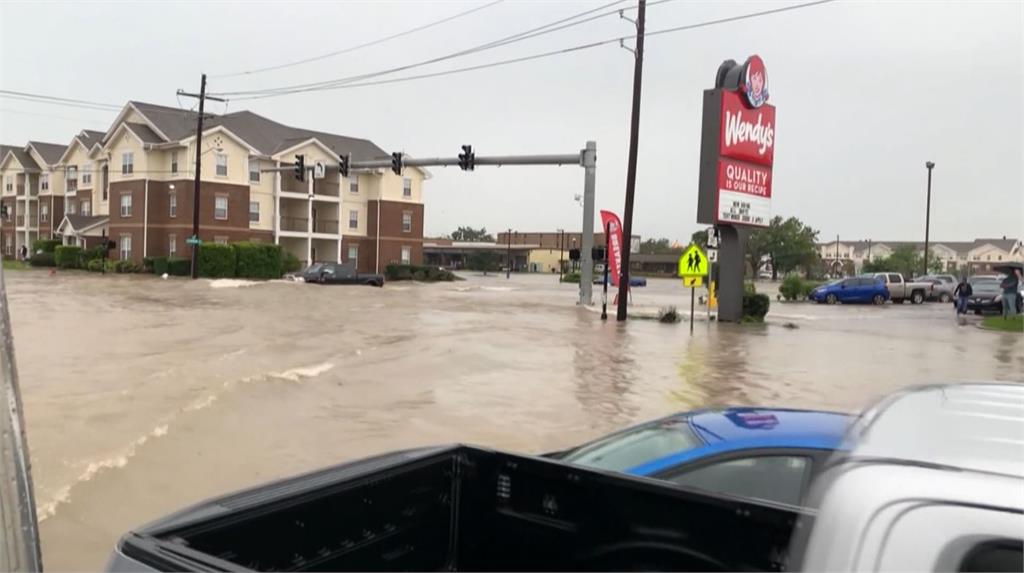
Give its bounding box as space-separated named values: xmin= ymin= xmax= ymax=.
xmin=305 ymin=264 xmax=324 ymax=274
xmin=563 ymin=420 xmax=701 ymax=471
xmin=968 ymin=278 xmax=1000 ymax=291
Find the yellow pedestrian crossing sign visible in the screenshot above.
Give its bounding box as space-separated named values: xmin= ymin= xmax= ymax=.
xmin=678 ymin=245 xmax=708 ymax=277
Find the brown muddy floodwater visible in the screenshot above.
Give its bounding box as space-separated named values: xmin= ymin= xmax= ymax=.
xmin=3 ymin=269 xmax=1021 ymax=569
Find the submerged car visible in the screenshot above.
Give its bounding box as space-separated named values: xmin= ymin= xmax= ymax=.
xmin=556 ymin=407 xmax=853 ymax=507
xmin=809 ymin=277 xmax=889 ymax=305
xmin=299 ymin=262 xmax=384 ymax=287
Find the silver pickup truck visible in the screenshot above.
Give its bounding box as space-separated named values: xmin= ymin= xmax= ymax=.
xmin=865 ymin=272 xmax=933 ymax=304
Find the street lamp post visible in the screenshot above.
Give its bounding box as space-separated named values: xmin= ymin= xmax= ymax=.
xmin=506 ymin=228 xmax=512 ymax=279
xmin=924 ymin=161 xmax=935 ymax=276
xmin=557 ymin=228 xmax=564 ymax=282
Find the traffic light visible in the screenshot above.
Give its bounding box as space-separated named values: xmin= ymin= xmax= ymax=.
xmin=339 ymin=153 xmax=351 ymax=178
xmin=458 ymin=145 xmax=475 ymax=171
xmin=390 ymin=152 xmax=403 ymax=175
xmin=294 ymin=154 xmax=305 ymax=181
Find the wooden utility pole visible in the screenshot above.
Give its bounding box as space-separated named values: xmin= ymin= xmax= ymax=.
xmin=177 ymin=74 xmax=225 ymax=279
xmin=616 ymin=0 xmax=646 ymax=321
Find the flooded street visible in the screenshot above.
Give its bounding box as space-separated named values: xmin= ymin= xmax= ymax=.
xmin=5 ymin=269 xmax=1021 ymax=570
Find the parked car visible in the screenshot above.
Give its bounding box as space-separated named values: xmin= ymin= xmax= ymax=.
xmin=966 ymin=275 xmax=1005 ymax=314
xmin=809 ymin=277 xmax=889 ymax=305
xmin=914 ymin=275 xmax=955 ymax=302
xmin=299 ymin=262 xmax=384 ymax=287
xmin=863 ymin=272 xmax=932 ymax=304
xmin=554 ymin=407 xmax=852 ymax=508
xmin=592 ymin=275 xmax=647 ymax=287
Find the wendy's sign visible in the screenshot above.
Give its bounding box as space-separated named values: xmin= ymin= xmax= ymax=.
xmin=697 ymin=55 xmax=776 ymax=229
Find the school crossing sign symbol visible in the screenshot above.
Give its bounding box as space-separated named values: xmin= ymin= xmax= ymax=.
xmin=678 ymin=244 xmax=708 ymax=283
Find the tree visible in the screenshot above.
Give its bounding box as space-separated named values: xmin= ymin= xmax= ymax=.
xmin=862 ymin=246 xmax=940 ymax=278
xmin=690 ymin=230 xmax=709 ymax=251
xmin=639 ymin=238 xmax=676 ymax=254
xmin=466 ymin=250 xmax=499 ymax=274
xmin=450 ymin=226 xmax=494 ymax=242
xmin=746 ymin=216 xmax=819 ymax=279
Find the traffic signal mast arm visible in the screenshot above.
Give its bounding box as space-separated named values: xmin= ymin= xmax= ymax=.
xmin=263 ymin=151 xmax=584 ymax=174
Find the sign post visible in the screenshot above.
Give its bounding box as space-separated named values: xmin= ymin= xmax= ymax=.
xmin=678 ymin=244 xmax=709 ymax=334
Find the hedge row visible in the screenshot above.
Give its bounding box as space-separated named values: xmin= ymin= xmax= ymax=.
xmin=778 ymin=274 xmax=824 ymax=301
xmin=385 ymin=264 xmax=457 ymax=282
xmin=32 ymin=239 xmax=61 ymax=254
xmin=148 ymin=243 xmax=286 ymax=279
xmin=54 ymin=246 xmax=83 ymax=269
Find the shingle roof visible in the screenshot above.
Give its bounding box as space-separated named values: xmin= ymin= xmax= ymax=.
xmin=124 ymin=122 xmax=164 ymax=144
xmin=62 ymin=214 xmax=108 ymax=233
xmin=27 ymin=141 xmax=67 ymax=165
xmin=121 ymin=103 xmax=387 ymax=160
xmin=820 ymin=239 xmax=1020 ymax=256
xmin=4 ymin=147 xmax=40 ymax=171
xmin=128 ymin=101 xmax=202 ymax=141
xmin=79 ymin=130 xmax=106 ymax=148
xmin=971 ymin=238 xmax=1019 ymax=252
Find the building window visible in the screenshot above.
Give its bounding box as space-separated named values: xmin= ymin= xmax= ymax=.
xmin=40 ymin=205 xmax=48 ymax=223
xmin=101 ymin=166 xmax=108 ymax=201
xmin=347 ymin=244 xmax=358 ymax=262
xmin=214 ymin=236 xmax=228 ymax=245
xmin=249 ymin=201 xmax=259 ymax=223
xmin=67 ymin=201 xmax=76 ymax=215
xmin=119 ymin=234 xmax=132 ymax=261
xmin=121 ymin=152 xmax=133 ymax=175
xmin=81 ymin=200 xmax=91 ymax=216
xmin=169 ymin=192 xmax=177 ymax=217
xmin=171 ymin=151 xmax=178 ymax=175
xmin=248 ymin=158 xmax=260 ymax=183
xmin=403 ymin=177 xmax=412 ymax=197
xmin=3 ymin=178 xmax=10 ymax=192
xmin=40 ymin=174 xmax=49 ymax=191
xmin=986 ymin=255 xmax=991 ymax=261
xmin=214 ymin=195 xmax=228 ymax=220
xmin=349 ymin=175 xmax=358 ymax=194
xmin=82 ymin=163 xmax=92 ymax=185
xmin=215 ymin=153 xmax=228 ymax=177
xmin=402 ymin=211 xmax=412 ymax=233
xmin=401 ymin=246 xmax=411 ymax=264
xmin=997 ymin=255 xmax=1003 ymax=261
xmin=120 ymin=193 xmax=132 ymax=217
xmin=168 ymin=233 xmax=177 ymax=257
xmin=4 ymin=234 xmax=11 ymax=255
xmin=349 ymin=209 xmax=358 ymax=230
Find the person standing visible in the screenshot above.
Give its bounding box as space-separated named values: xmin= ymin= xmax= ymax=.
xmin=999 ymin=269 xmax=1020 ymax=319
xmin=953 ymin=276 xmax=972 ymax=316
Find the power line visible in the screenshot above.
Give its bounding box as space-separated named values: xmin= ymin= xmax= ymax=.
xmin=211 ymin=0 xmax=506 ymax=79
xmin=0 ymin=108 xmax=112 ymax=126
xmin=208 ymin=0 xmax=638 ymax=97
xmin=0 ymin=90 xmax=121 ymax=111
xmin=230 ymin=0 xmax=836 ymax=100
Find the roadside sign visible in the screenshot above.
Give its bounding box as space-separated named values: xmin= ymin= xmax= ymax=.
xmin=708 ymin=249 xmax=718 ymax=263
xmin=185 ymin=236 xmax=202 ymax=246
xmin=683 ymin=276 xmax=702 ymax=287
xmin=313 ymin=161 xmax=326 ymax=179
xmin=678 ymin=245 xmax=708 ymax=277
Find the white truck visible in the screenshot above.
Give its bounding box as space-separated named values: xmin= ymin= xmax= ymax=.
xmin=865 ymin=272 xmax=934 ymax=304
xmin=105 ymin=383 xmax=1023 ymax=572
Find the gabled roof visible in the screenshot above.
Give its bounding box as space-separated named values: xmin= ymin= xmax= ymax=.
xmin=128 ymin=101 xmax=203 ymax=141
xmin=124 ymin=122 xmax=164 ymax=144
xmin=0 ymin=145 xmax=19 ymax=161
xmin=207 ymin=110 xmax=388 ymax=160
xmin=2 ymin=147 xmax=41 ymax=172
xmin=26 ymin=141 xmax=67 ymax=166
xmin=57 ymin=214 xmax=108 ymax=235
xmin=969 ymin=238 xmax=1019 ymax=253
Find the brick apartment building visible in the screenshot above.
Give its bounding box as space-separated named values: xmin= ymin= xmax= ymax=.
xmin=0 ymin=101 xmax=427 ymax=271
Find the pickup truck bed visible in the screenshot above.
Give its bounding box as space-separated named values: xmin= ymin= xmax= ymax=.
xmin=110 ymin=445 xmax=802 ymax=572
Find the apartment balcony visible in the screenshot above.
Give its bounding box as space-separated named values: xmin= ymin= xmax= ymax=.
xmin=279 ymin=217 xmax=307 ymax=233
xmin=15 ymin=216 xmax=23 ymax=227
xmin=312 ymin=219 xmax=339 ymax=234
xmin=16 ymin=185 xmax=24 ymax=197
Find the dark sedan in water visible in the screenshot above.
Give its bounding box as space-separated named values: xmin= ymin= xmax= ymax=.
xmin=965 ymin=276 xmax=1004 ymax=314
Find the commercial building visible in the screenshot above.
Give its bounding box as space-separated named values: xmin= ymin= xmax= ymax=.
xmin=1 ymin=101 xmax=427 ymax=271
xmin=817 ymin=237 xmax=1023 ymax=275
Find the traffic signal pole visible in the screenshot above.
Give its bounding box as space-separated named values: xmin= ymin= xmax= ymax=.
xmin=263 ymin=142 xmax=598 ymax=304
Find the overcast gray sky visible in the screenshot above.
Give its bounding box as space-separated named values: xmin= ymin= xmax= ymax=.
xmin=1 ymin=0 xmax=1021 ymax=243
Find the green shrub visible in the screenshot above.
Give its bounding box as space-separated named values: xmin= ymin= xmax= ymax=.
xmin=29 ymin=252 xmax=56 ymax=267
xmin=83 ymin=246 xmax=106 ymax=262
xmin=197 ymin=244 xmax=236 ymax=278
xmin=742 ymin=293 xmax=771 ymax=322
xmin=233 ymin=242 xmax=283 ymax=279
xmin=743 ymin=281 xmax=757 ymax=295
xmin=32 ymin=239 xmax=61 ymax=254
xmin=385 ymin=264 xmax=457 ymax=282
xmin=779 ymin=274 xmax=803 ymax=301
xmin=152 ymin=257 xmax=169 ymax=275
xmin=561 ymin=272 xmax=581 ymax=284
xmin=281 ymin=251 xmax=302 ymax=274
xmin=167 ymin=257 xmax=190 ymax=276
xmin=113 ymin=260 xmax=140 ymax=273
xmin=801 ymin=280 xmax=823 ymax=298
xmin=142 ymin=257 xmax=155 ymax=272
xmin=54 ymin=246 xmax=83 ymax=269
xmin=86 ymin=259 xmax=106 ymax=272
